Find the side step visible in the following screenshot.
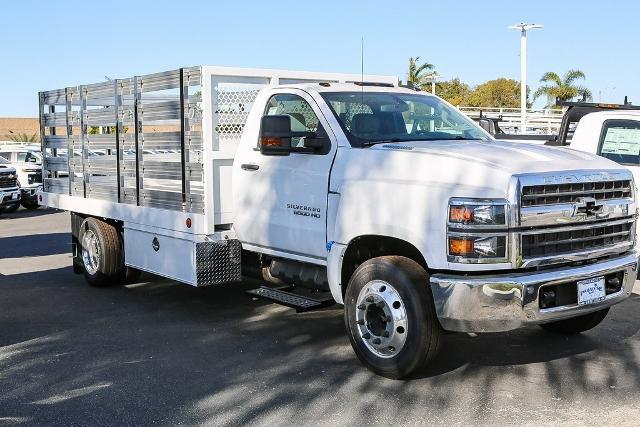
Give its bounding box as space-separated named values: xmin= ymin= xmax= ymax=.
xmin=246 ymin=286 xmax=335 ymax=313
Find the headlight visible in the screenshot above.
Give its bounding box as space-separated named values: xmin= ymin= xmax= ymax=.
xmin=448 ymin=235 xmax=507 ymax=258
xmin=449 ymin=199 xmax=507 ymax=226
xmin=447 ymin=198 xmax=509 ymax=263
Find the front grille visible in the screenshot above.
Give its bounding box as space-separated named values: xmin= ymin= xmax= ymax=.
xmin=28 ymin=172 xmax=42 ymax=184
xmin=0 ymin=172 xmax=18 ymax=188
xmin=522 ymin=180 xmax=632 ymax=207
xmin=522 ymin=220 xmax=634 ymax=258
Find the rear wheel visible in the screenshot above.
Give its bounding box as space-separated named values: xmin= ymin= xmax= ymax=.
xmin=79 ymin=217 xmax=123 ymax=287
xmin=539 ymin=308 xmax=609 ymax=334
xmin=344 ymin=256 xmax=441 ymax=379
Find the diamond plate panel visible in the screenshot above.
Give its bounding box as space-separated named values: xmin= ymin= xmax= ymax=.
xmin=195 ymin=239 xmax=242 ymax=286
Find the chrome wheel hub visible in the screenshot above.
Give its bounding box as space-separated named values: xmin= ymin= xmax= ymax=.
xmin=82 ymin=230 xmax=100 ymax=276
xmin=355 ymin=280 xmax=408 ymax=358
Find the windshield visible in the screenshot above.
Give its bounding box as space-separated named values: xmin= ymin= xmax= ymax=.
xmin=320 ymin=91 xmax=491 ymax=146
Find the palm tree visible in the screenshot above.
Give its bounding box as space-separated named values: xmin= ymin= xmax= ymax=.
xmin=407 ymin=57 xmax=434 ymax=89
xmin=533 ymin=70 xmax=592 ymax=107
xmin=6 ymin=131 xmax=39 ymax=142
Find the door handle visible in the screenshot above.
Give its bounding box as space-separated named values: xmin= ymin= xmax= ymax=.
xmin=241 ymin=163 xmax=259 ymax=171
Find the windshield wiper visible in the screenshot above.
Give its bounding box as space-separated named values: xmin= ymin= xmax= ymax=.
xmin=420 ymin=136 xmax=484 ymax=141
xmin=361 ymin=138 xmax=403 ymax=147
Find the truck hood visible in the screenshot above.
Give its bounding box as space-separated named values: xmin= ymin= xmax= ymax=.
xmin=334 ymin=139 xmax=630 ymax=201
xmin=370 ymin=139 xmax=617 ymax=175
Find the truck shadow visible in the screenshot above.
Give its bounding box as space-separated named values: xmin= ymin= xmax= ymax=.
xmin=2 ymin=267 xmax=640 ymax=425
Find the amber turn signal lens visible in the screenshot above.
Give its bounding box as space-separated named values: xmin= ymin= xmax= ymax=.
xmin=449 ymin=238 xmax=474 ymax=256
xmin=449 ymin=205 xmax=474 ymax=223
xmin=261 ymin=136 xmax=282 ymax=147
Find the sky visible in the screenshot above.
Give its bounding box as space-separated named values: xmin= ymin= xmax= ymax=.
xmin=1 ymin=0 xmax=639 ymax=116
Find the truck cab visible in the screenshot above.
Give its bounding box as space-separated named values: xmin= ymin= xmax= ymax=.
xmin=568 ymin=110 xmax=640 ymax=185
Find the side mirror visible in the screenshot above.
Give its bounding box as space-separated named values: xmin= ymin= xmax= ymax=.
xmin=260 ymin=115 xmax=293 ymax=155
xmin=259 ymin=115 xmax=327 ymax=155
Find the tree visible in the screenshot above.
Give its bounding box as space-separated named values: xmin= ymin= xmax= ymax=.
xmin=406 ymin=57 xmax=434 ymax=89
xmin=467 ymin=78 xmax=525 ymax=108
xmin=432 ymin=78 xmax=473 ymax=106
xmin=533 ymin=70 xmax=592 ymax=107
xmin=5 ymin=131 xmax=39 ymax=142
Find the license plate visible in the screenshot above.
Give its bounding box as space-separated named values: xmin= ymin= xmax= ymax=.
xmin=11 ymin=192 xmax=18 ymax=200
xmin=577 ymin=276 xmax=606 ymax=306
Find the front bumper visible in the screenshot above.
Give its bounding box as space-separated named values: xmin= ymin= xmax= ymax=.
xmin=430 ymin=250 xmax=638 ymax=333
xmin=20 ymin=185 xmax=41 ymax=199
xmin=0 ymin=188 xmax=21 ymax=206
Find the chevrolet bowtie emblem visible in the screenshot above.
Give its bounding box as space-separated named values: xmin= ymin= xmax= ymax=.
xmin=574 ymin=197 xmax=605 ymax=217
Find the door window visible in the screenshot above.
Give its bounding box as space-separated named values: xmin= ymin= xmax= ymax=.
xmin=598 ymin=119 xmax=640 ymax=165
xmin=262 ymin=94 xmax=326 ymax=148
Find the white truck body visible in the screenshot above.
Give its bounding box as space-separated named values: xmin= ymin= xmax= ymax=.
xmin=38 ymin=66 xmax=639 ymax=377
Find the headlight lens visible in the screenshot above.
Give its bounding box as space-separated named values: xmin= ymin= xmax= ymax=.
xmin=447 ymin=198 xmax=509 ymax=263
xmin=448 ymin=236 xmax=506 ymax=258
xmin=449 ymin=202 xmax=506 ymax=226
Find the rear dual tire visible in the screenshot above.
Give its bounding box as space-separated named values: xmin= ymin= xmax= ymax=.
xmin=79 ymin=217 xmax=141 ymax=287
xmin=344 ymin=256 xmax=441 ymax=379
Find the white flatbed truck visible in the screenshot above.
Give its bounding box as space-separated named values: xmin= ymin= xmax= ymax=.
xmin=39 ymin=66 xmax=639 ymax=378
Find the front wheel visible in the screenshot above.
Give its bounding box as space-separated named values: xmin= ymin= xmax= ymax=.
xmin=344 ymin=256 xmax=441 ymax=379
xmin=2 ymin=202 xmax=20 ymax=213
xmin=21 ymin=197 xmax=39 ymax=210
xmin=539 ymin=308 xmax=609 ymax=335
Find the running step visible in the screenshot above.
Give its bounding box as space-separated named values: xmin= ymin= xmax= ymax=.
xmin=246 ymin=286 xmax=335 ymax=313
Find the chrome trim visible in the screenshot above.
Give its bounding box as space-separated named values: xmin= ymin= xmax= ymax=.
xmin=518 ymin=217 xmax=635 ymax=268
xmin=430 ymin=250 xmax=638 ymax=333
xmin=520 ymin=198 xmax=634 ymax=227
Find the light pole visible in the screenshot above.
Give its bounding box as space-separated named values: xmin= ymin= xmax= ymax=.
xmin=426 ymin=72 xmax=442 ymax=95
xmin=509 ymin=22 xmax=543 ymax=134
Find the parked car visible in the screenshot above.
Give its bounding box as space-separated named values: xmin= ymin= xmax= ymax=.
xmin=0 ymin=147 xmax=43 ymax=210
xmin=0 ymin=156 xmax=21 ymax=213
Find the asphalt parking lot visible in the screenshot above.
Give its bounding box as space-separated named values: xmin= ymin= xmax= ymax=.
xmin=2 ymin=209 xmax=640 ymax=426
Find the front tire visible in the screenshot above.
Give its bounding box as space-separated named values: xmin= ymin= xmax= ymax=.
xmin=344 ymin=256 xmax=441 ymax=379
xmin=21 ymin=197 xmax=39 ymax=210
xmin=79 ymin=217 xmax=123 ymax=287
xmin=2 ymin=202 xmax=20 ymax=213
xmin=539 ymin=308 xmax=609 ymax=335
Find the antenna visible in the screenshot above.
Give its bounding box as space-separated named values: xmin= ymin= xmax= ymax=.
xmin=360 ymin=37 xmax=364 ymax=104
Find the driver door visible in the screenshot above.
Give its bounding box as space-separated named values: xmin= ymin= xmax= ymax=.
xmin=234 ymin=89 xmax=337 ymax=262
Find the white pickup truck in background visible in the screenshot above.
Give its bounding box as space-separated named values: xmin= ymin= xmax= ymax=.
xmin=0 ymin=156 xmax=21 ymax=213
xmin=569 ymin=110 xmax=640 ymax=185
xmin=38 ymin=66 xmax=639 ymax=378
xmin=0 ymin=146 xmax=43 ymax=210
